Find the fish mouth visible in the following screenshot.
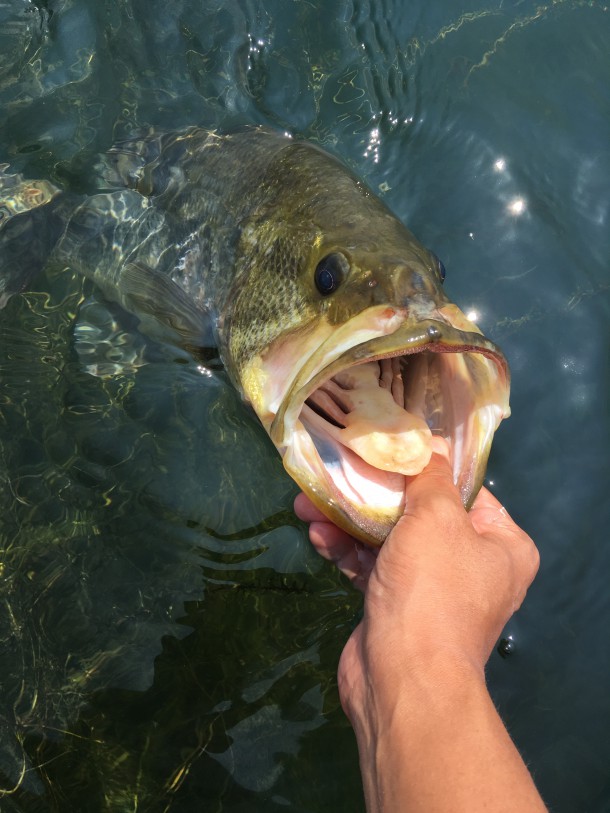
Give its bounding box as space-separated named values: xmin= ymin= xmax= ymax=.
xmin=264 ymin=304 xmax=510 ymax=546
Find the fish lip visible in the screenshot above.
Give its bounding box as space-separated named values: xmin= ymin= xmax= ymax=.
xmin=270 ymin=316 xmax=509 ymax=448
xmin=269 ymin=311 xmax=510 ymax=546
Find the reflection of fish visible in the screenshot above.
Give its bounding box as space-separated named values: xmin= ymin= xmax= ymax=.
xmin=0 ymin=127 xmax=509 ymax=545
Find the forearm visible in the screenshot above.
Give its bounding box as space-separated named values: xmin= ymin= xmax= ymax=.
xmin=349 ymin=655 xmax=547 ymax=813
xmin=299 ymin=453 xmax=545 ymax=811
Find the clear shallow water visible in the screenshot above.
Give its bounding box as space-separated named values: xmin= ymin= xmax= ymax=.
xmin=0 ymin=0 xmax=609 ymax=810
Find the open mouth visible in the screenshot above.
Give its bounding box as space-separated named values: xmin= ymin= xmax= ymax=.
xmin=300 ymin=347 xmax=501 ymax=503
xmin=271 ymin=319 xmax=510 ymax=546
xmin=302 ymin=355 xmax=440 ymax=479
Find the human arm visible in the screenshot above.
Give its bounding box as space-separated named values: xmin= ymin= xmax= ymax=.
xmin=295 ymin=448 xmax=546 ymax=813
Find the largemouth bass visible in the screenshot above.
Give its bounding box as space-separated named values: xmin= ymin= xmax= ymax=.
xmin=0 ymin=127 xmax=509 ymax=546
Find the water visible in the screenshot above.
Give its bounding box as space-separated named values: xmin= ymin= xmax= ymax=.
xmin=0 ymin=0 xmax=608 ymax=810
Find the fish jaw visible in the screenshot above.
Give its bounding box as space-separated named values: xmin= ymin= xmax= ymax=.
xmin=239 ymin=304 xmax=510 ymax=547
xmin=238 ymin=305 xmax=407 ymax=433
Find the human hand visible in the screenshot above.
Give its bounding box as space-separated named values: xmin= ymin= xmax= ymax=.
xmin=294 ymin=445 xmax=540 ymax=708
xmin=295 ymin=446 xmax=544 ymax=813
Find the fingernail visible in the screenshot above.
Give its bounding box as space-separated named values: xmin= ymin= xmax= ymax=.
xmin=430 ymin=436 xmax=451 ymax=462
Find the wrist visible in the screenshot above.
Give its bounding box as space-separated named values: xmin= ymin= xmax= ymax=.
xmin=345 ymin=653 xmax=489 ymax=813
xmin=363 ymin=612 xmax=487 ymax=691
xmin=347 ymin=640 xmax=487 ymax=737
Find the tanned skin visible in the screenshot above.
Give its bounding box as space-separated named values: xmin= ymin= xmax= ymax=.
xmin=295 ymin=441 xmax=547 ymax=813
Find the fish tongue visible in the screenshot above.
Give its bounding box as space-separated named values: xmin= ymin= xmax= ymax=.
xmin=313 ymin=361 xmax=433 ymax=476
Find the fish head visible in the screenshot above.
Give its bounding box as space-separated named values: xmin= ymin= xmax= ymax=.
xmin=223 ymin=138 xmax=510 ymax=546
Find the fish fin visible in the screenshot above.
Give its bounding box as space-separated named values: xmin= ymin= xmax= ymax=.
xmin=119 ymin=260 xmax=217 ymax=351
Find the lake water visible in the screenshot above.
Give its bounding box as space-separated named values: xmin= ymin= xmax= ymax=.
xmin=0 ymin=0 xmax=609 ymax=810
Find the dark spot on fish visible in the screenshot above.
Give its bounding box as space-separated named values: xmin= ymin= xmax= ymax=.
xmin=427 ymin=325 xmax=442 ymax=341
xmin=314 ymin=252 xmax=349 ymax=296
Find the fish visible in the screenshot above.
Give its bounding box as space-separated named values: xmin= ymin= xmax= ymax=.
xmin=0 ymin=126 xmax=510 ymax=546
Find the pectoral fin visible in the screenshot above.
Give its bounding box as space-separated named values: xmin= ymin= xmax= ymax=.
xmin=119 ymin=261 xmax=217 ymax=351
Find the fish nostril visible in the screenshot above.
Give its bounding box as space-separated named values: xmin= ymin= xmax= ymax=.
xmin=385 ymin=266 xmax=436 ymax=308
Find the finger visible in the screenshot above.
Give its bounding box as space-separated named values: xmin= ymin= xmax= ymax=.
xmin=294 ymin=492 xmax=329 ymax=523
xmin=470 ymin=488 xmax=540 ymax=588
xmin=295 ymin=492 xmax=377 ymax=591
xmin=308 ymin=520 xmax=358 ymax=557
xmin=472 ymin=484 xmax=505 ymax=512
xmin=403 ymin=448 xmax=462 ymax=516
xmin=469 ymin=487 xmax=519 ymax=534
xmin=309 ymin=521 xmax=376 ymax=592
xmin=430 ymin=435 xmax=451 ymax=461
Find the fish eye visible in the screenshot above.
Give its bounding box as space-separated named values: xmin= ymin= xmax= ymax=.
xmin=431 ymin=253 xmax=446 ymax=284
xmin=314 ymin=253 xmax=349 ymax=296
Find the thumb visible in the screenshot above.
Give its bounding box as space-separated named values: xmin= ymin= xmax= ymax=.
xmin=403 ymin=438 xmax=462 ymax=516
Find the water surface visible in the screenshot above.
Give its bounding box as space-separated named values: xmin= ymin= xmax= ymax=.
xmin=0 ymin=0 xmax=609 ymax=811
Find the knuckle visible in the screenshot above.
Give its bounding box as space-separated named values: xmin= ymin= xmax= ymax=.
xmin=527 ymin=539 xmax=541 ymax=577
xmin=515 ymin=534 xmax=540 ymax=586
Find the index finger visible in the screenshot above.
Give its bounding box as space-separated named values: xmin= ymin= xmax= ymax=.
xmin=294 ymin=492 xmax=329 ymax=524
